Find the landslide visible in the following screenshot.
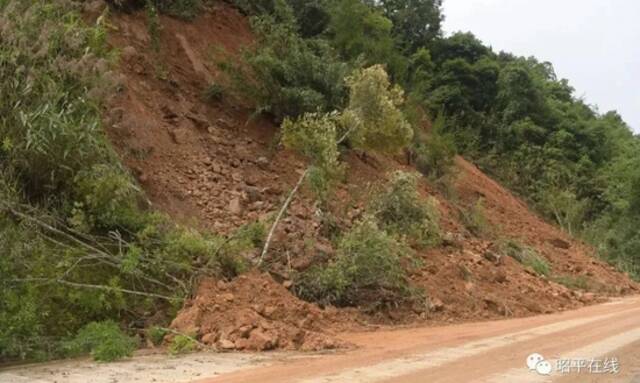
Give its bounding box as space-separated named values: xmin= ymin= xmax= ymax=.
xmin=100 ymin=1 xmax=638 ymax=351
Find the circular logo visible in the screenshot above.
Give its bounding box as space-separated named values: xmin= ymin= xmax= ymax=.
xmin=527 ymin=353 xmax=545 ymax=370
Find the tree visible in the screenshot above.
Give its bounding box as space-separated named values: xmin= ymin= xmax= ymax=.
xmin=377 ymin=0 xmax=444 ymax=52
xmin=344 ymin=65 xmax=413 ymax=153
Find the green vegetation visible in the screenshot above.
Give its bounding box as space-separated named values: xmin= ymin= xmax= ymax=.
xmin=460 ymin=199 xmax=492 ymax=237
xmin=295 ymin=217 xmax=415 ymax=307
xmin=3 ymin=0 xmax=640 ymax=364
xmin=370 ymin=171 xmax=440 ymax=248
xmin=553 ymin=275 xmax=590 ymax=290
xmin=168 ymin=334 xmax=198 ymax=355
xmin=228 ymin=0 xmax=640 ymax=277
xmin=0 ymin=1 xmax=261 ymax=362
xmin=500 ymin=240 xmax=551 ymax=277
xmin=64 ymin=321 xmax=136 ymax=362
xmin=146 ymin=326 xmax=168 ymax=346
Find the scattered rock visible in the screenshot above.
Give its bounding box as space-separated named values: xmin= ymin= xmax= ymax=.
xmin=256 ymin=156 xmax=269 ymax=169
xmin=229 ymin=197 xmax=243 ymax=215
xmin=121 ymin=46 xmax=138 ymax=61
xmin=483 ymin=250 xmax=503 ymax=265
xmin=548 ymin=238 xmax=571 ymax=249
xmin=169 ymin=128 xmax=190 ymax=144
xmin=247 ymin=329 xmax=276 ymax=351
xmin=218 ymin=339 xmax=235 ymax=350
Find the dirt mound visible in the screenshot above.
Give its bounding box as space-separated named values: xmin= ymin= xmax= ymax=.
xmin=170 ymin=271 xmax=352 ymax=351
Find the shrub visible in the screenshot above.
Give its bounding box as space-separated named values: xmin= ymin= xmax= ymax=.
xmin=281 ymin=112 xmax=344 ymax=199
xmin=64 ymin=321 xmax=136 ymax=362
xmin=500 ymin=239 xmax=551 ymax=277
xmin=295 ymin=217 xmax=415 ymax=307
xmin=168 ymin=334 xmax=197 ymax=355
xmin=154 ymin=0 xmax=202 ymax=20
xmin=0 ymin=1 xmax=113 ymax=198
xmin=224 ymin=4 xmax=347 ymax=120
xmin=343 ymin=65 xmax=413 ymax=154
xmin=413 ymin=114 xmax=457 ymax=180
xmin=460 ymin=199 xmax=491 ymax=237
xmin=370 ymin=171 xmax=440 ymax=248
xmin=146 ymin=326 xmax=168 ymax=346
xmin=203 ymin=82 xmax=224 ymax=102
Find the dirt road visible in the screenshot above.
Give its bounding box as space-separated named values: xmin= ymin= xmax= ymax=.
xmin=201 ymin=296 xmax=640 ymax=383
xmin=3 ymin=296 xmax=640 ymax=383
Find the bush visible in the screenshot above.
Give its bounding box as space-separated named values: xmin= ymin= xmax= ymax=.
xmin=64 ymin=321 xmax=136 ymax=362
xmin=370 ymin=171 xmax=440 ymax=248
xmin=168 ymin=334 xmax=197 ymax=355
xmin=225 ymin=4 xmax=347 ymax=120
xmin=500 ymin=239 xmax=551 ymax=277
xmin=295 ymin=217 xmax=415 ymax=307
xmin=281 ymin=112 xmax=344 ymax=199
xmin=203 ymin=82 xmax=224 ymax=102
xmin=0 ymin=1 xmax=113 ymax=198
xmin=343 ymin=65 xmax=413 ymax=154
xmin=460 ymin=199 xmax=491 ymax=237
xmin=146 ymin=326 xmax=168 ymax=346
xmin=413 ymin=114 xmax=457 ymax=180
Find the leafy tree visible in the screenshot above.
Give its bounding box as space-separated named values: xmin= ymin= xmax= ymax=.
xmin=377 ymin=0 xmax=444 ymax=52
xmin=343 ymin=65 xmax=413 ymax=153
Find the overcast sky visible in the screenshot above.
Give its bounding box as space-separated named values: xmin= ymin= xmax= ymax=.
xmin=442 ymin=0 xmax=640 ymax=133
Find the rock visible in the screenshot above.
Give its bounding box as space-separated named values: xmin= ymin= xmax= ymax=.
xmin=229 ymin=197 xmax=242 ymax=215
xmin=219 ymin=293 xmax=234 ymax=302
xmin=109 ymin=107 xmax=125 ymax=123
xmin=263 ymin=306 xmax=277 ymax=318
xmin=235 ymin=325 xmax=253 ymax=338
xmin=233 ymin=338 xmax=249 ymax=350
xmin=186 ymin=112 xmax=209 ymax=129
xmin=580 ymin=292 xmax=596 ymax=303
xmin=428 ymin=297 xmax=444 ymax=312
xmin=282 ymin=280 xmax=293 ymax=289
xmin=483 ymin=250 xmax=503 ymax=265
xmin=201 ymin=333 xmax=217 ymax=345
xmin=548 ymin=238 xmax=571 ymax=249
xmin=169 ymin=128 xmax=190 ymax=145
xmin=247 ymin=329 xmax=276 ymax=351
xmin=218 ymin=339 xmax=235 ymax=350
xmin=121 ymin=46 xmax=138 ymax=61
xmin=244 ymin=185 xmax=261 ymax=202
xmin=256 ymin=156 xmax=269 ymax=169
xmin=493 ymin=270 xmax=508 ymax=283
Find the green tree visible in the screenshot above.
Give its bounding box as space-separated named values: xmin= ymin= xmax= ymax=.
xmin=343 ymin=65 xmax=413 ymax=153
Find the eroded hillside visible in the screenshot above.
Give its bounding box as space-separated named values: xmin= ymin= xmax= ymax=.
xmin=99 ymin=1 xmax=637 ymax=351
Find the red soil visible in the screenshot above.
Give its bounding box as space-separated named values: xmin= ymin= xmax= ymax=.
xmin=101 ymin=1 xmax=638 ymax=352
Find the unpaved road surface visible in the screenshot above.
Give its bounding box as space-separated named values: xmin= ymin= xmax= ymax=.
xmin=3 ymin=296 xmax=640 ymax=383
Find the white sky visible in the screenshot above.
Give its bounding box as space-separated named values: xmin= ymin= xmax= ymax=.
xmin=442 ymin=0 xmax=640 ymax=133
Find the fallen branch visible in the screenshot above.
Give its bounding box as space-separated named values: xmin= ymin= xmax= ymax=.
xmin=12 ymin=278 xmax=179 ymax=301
xmin=258 ymin=168 xmax=308 ymax=266
xmin=257 ymin=125 xmax=354 ymax=266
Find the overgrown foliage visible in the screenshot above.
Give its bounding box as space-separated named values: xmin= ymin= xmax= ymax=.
xmin=63 ymin=321 xmax=136 ymax=362
xmin=370 ymin=171 xmax=440 ymax=248
xmin=0 ymin=1 xmax=259 ymax=362
xmin=295 ymin=217 xmax=416 ymax=307
xmin=459 ymin=199 xmax=492 ymax=237
xmin=223 ymin=2 xmax=347 ymax=120
xmin=343 ymin=65 xmax=413 ymax=154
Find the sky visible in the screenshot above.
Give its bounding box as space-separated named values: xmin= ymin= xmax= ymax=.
xmin=441 ymin=0 xmax=640 ymax=133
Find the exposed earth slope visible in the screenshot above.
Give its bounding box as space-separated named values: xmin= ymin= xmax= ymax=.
xmin=99 ymin=1 xmax=637 ymax=352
